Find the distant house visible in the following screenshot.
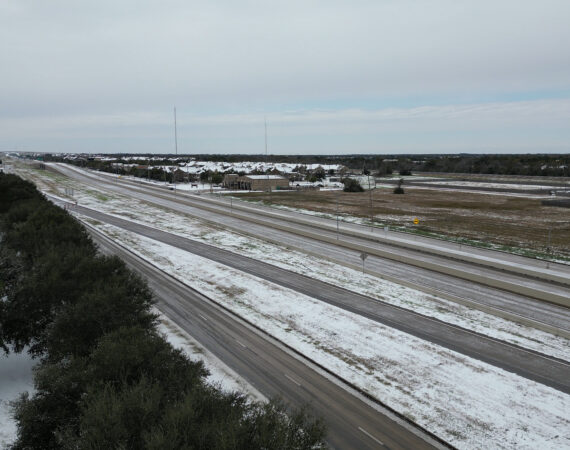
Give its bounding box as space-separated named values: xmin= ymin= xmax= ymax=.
xmin=222 ymin=174 xmax=240 ymax=189
xmin=223 ymin=174 xmax=289 ymax=191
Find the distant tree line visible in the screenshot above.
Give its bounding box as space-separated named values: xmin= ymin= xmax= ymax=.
xmin=415 ymin=154 xmax=569 ymax=177
xmin=0 ymin=173 xmax=326 ymax=449
xmin=38 ymin=153 xmax=570 ymax=177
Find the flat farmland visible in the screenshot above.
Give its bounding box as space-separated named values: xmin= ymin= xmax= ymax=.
xmin=233 ymin=186 xmax=570 ymax=261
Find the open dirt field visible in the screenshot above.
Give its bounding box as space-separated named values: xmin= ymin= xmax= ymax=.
xmin=233 ymin=186 xmax=570 ymax=260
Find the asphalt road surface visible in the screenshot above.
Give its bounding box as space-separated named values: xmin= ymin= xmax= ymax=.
xmin=90 ymin=226 xmax=444 ymax=450
xmin=75 ymin=204 xmax=570 ymax=394
xmin=50 ymin=164 xmax=570 ymax=332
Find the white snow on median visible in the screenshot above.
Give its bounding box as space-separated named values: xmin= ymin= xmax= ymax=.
xmin=82 ymin=222 xmax=570 ymax=450
xmin=58 ymin=182 xmax=570 ymax=363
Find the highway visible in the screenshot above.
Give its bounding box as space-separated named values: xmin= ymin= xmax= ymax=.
xmin=73 ymin=204 xmax=570 ymax=394
xmin=173 ymin=190 xmax=570 ymax=286
xmin=18 ymin=161 xmax=570 ymax=447
xmin=57 ymin=163 xmax=570 ymax=286
xmin=51 ymin=163 xmax=570 ymax=334
xmin=90 ymin=223 xmax=444 ymax=450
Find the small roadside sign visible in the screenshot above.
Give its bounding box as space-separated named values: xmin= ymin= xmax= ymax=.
xmin=360 ymin=252 xmax=368 ymax=273
xmin=413 ymin=217 xmax=419 ymax=225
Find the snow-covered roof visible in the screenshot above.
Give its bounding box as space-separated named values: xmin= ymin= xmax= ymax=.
xmin=65 ymin=156 xmax=345 ymax=176
xmin=245 ymin=175 xmax=288 ymax=180
xmin=305 ymin=164 xmax=343 ymax=171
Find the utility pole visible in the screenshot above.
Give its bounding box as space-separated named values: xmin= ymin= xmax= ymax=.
xmin=174 ymin=106 xmax=178 ymax=156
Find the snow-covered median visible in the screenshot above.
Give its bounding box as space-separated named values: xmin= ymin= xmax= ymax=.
xmin=81 ymin=221 xmax=570 ymax=450
xmin=65 ymin=192 xmax=567 ymax=362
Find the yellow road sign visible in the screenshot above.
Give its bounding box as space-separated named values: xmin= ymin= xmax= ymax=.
xmin=413 ymin=217 xmax=419 ymax=225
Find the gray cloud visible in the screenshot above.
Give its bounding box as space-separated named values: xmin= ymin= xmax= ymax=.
xmin=2 ymin=99 xmax=568 ymax=153
xmin=1 ymin=1 xmax=569 ymax=153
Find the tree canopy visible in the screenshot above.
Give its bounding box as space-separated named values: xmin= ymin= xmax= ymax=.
xmin=0 ymin=173 xmax=326 ymax=449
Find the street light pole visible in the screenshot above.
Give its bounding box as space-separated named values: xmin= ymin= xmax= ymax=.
xmin=368 ymin=174 xmax=373 ymax=232
xmin=336 ymin=192 xmax=340 ymax=240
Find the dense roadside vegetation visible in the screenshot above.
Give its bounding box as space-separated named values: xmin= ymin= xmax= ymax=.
xmin=0 ymin=174 xmax=325 ymax=449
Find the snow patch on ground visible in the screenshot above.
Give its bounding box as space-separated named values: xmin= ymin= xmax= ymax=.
xmin=419 ymin=181 xmax=560 ymax=190
xmin=79 ymin=223 xmax=570 ymax=450
xmin=68 ymin=192 xmax=568 ymax=362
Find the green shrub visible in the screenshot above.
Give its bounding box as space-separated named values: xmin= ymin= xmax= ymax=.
xmin=342 ymin=178 xmax=364 ymax=192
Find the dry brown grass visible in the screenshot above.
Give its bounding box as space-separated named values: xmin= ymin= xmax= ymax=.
xmin=233 ymin=187 xmax=570 ymax=258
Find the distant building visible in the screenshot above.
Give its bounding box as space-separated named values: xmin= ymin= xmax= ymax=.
xmin=223 ymin=174 xmax=240 ymax=189
xmin=223 ymin=174 xmax=289 ymax=191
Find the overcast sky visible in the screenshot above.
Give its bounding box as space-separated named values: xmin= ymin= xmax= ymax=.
xmin=1 ymin=0 xmax=570 ymax=155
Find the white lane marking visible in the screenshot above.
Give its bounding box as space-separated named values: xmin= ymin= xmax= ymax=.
xmin=235 ymin=339 xmax=247 ymax=348
xmin=284 ymin=373 xmax=301 ymax=387
xmin=198 ymin=314 xmax=208 ymax=321
xmin=358 ymin=427 xmax=384 ymax=446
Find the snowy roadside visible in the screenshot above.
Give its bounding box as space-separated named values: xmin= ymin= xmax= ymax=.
xmin=76 ymin=219 xmax=570 ymax=450
xmin=31 ymin=167 xmax=568 ymax=362
xmin=155 ymin=309 xmax=267 ymax=403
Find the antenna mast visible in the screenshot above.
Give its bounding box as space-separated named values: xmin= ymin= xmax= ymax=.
xmin=265 ymin=117 xmax=272 ymax=201
xmin=174 ymin=106 xmax=178 ymax=156
xmin=264 ymin=117 xmax=268 ymax=156
xmin=173 ymin=106 xmax=178 ymax=194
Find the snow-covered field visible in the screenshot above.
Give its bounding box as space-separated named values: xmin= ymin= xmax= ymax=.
xmin=78 ymin=221 xmax=570 ymax=450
